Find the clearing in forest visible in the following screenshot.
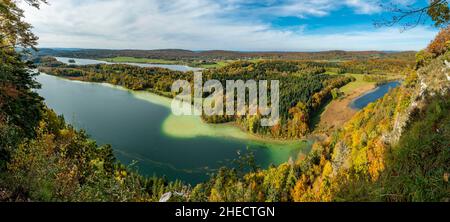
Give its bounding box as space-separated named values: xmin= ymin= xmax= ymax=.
xmin=315 ymin=74 xmax=376 ymax=133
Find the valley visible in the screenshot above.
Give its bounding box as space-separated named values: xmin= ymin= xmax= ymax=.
xmin=0 ymin=0 xmax=448 ymax=204
xmin=32 ymin=53 xmax=406 ymax=186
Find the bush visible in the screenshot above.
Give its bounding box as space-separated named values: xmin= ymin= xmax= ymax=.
xmin=426 ymin=25 xmax=450 ymax=56
xmin=415 ymin=50 xmax=433 ymax=68
xmin=380 ymin=95 xmax=450 ymax=202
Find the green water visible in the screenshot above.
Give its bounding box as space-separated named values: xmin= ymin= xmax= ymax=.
xmin=35 ymin=73 xmax=310 ymax=184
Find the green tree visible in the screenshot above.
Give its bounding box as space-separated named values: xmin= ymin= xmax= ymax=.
xmin=1 ymin=0 xmax=47 ymax=49
xmin=0 ymin=0 xmax=47 ymax=165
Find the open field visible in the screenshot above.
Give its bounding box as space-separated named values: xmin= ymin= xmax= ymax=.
xmin=100 ymin=56 xmax=179 ymax=64
xmin=316 ymin=84 xmax=376 ymax=133
xmin=37 ymin=48 xmax=417 ymax=62
xmin=314 ymin=72 xmax=404 ymax=133
xmin=99 ymin=56 xmax=231 ymax=69
xmin=340 ymin=74 xmax=374 ymax=94
xmin=192 ymin=60 xmax=230 ymax=68
xmin=314 ymin=73 xmax=376 ymax=133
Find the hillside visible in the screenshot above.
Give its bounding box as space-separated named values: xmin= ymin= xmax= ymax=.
xmin=1 ymin=11 xmax=448 ymax=202
xmin=36 ymin=48 xmax=416 ymax=62
xmin=185 ymin=28 xmax=450 ymax=202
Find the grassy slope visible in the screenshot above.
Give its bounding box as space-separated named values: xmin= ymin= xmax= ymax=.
xmin=333 ymin=73 xmax=402 ymax=95
xmin=331 ymin=51 xmax=450 ymax=201
xmin=339 ymin=74 xmax=375 ymax=94
xmin=381 ymin=94 xmax=450 ymax=201
xmin=313 ymin=73 xmax=395 ymax=133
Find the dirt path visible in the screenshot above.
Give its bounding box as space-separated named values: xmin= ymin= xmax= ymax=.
xmin=315 ymin=83 xmax=376 ymax=133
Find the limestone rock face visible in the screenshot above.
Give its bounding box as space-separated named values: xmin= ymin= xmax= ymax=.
xmin=331 ymin=54 xmax=450 ymax=177
xmin=387 ymin=55 xmax=450 ymax=146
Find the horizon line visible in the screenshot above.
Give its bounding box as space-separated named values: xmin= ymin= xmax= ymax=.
xmin=38 ymin=47 xmax=418 ymax=53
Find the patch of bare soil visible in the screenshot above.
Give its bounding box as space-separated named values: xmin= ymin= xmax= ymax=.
xmin=315 ymin=83 xmax=376 ymax=133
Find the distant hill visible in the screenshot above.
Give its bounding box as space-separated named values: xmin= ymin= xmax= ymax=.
xmin=36 ymin=48 xmax=416 ymax=62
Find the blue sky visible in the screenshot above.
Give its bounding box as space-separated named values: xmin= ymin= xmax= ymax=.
xmin=21 ymin=0 xmax=439 ymax=51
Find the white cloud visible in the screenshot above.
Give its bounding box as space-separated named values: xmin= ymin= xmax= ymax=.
xmin=20 ymin=0 xmax=436 ymax=51
xmin=344 ymin=0 xmax=381 ymax=14
xmin=218 ymin=0 xmax=384 ymax=18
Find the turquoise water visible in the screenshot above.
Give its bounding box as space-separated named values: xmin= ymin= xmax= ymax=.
xmin=35 ymin=73 xmax=309 ymax=184
xmin=351 ymin=81 xmax=401 ymax=110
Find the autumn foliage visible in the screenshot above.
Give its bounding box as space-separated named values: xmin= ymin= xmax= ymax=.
xmin=426 ymin=25 xmax=450 ymax=56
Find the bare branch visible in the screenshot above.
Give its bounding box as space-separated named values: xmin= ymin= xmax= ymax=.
xmin=374 ymin=0 xmax=449 ymax=30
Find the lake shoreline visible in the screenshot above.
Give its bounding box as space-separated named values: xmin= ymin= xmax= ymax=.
xmin=315 ymin=82 xmax=377 ymax=133
xmin=54 ymin=57 xmax=202 ymax=72
xmin=36 ymin=73 xmax=312 ymax=184
xmin=45 ymin=57 xmax=367 ymax=145
xmin=41 ymin=71 xmax=399 ymax=148
xmin=350 ymin=81 xmax=401 ymax=110
xmin=39 ymin=73 xmax=308 ymax=147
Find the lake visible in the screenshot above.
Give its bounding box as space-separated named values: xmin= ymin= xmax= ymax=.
xmin=35 ymin=73 xmax=310 ymax=184
xmin=55 ymin=57 xmax=202 ymax=72
xmin=351 ymin=81 xmax=401 ymax=110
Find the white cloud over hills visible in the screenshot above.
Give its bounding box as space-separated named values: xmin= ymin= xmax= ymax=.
xmin=21 ymin=0 xmax=437 ymax=51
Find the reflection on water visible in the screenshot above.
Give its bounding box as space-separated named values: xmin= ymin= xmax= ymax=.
xmin=55 ymin=57 xmax=202 ymax=72
xmin=36 ymin=73 xmax=310 ymax=184
xmin=351 ymin=81 xmax=401 ymax=110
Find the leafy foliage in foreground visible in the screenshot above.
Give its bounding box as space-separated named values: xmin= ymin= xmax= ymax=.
xmin=1 ymin=1 xmax=187 ymax=201
xmin=191 ymin=72 xmax=449 ymax=203
xmin=1 ymin=49 xmax=187 ymax=201
xmin=1 ymin=108 xmax=188 ymax=202
xmin=186 ymin=29 xmax=450 ymax=202
xmin=1 ymin=0 xmax=448 ymax=203
xmin=379 ymin=94 xmax=450 ymax=201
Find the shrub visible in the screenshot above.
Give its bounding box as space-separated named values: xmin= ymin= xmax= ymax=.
xmin=415 ymin=50 xmax=434 ymax=68
xmin=426 ymin=25 xmax=450 ymax=56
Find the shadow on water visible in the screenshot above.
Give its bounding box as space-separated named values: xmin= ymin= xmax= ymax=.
xmin=35 ymin=73 xmax=308 ymax=184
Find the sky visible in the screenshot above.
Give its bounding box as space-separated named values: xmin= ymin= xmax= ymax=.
xmin=21 ymin=0 xmax=440 ymax=51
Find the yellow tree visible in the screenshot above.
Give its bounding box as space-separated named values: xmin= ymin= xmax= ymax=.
xmin=288 ymin=102 xmax=309 ymax=138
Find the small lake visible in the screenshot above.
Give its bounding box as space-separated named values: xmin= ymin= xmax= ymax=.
xmin=35 ymin=73 xmax=309 ymax=184
xmin=55 ymin=57 xmax=201 ymax=72
xmin=351 ymin=81 xmax=401 ymax=109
